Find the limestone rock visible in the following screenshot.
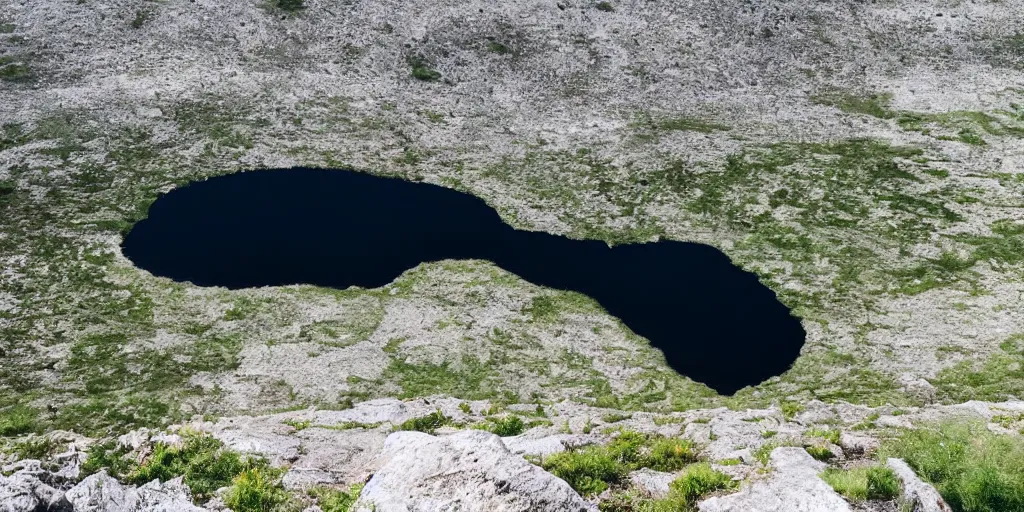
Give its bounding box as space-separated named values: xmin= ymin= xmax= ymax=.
xmin=64 ymin=471 xmax=208 ymax=512
xmin=698 ymin=447 xmax=851 ymax=512
xmin=838 ymin=432 xmax=879 ymax=456
xmin=353 ymin=430 xmax=594 ymax=512
xmin=887 ymin=458 xmax=952 ymax=512
xmin=628 ymin=469 xmax=675 ymax=499
xmin=0 ymin=470 xmax=71 ymax=512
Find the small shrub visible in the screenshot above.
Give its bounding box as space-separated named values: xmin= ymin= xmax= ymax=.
xmin=880 ymin=420 xmax=1024 ymax=512
xmin=487 ymin=416 xmax=525 ymax=437
xmin=397 ymin=410 xmax=451 ymax=434
xmin=805 ymin=445 xmax=835 ymax=462
xmin=224 ymin=467 xmax=289 ymax=512
xmin=595 ymin=1 xmax=615 ymax=11
xmin=309 ymin=484 xmax=363 ymax=512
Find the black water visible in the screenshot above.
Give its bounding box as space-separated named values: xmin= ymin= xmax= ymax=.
xmin=121 ymin=168 xmax=805 ymax=394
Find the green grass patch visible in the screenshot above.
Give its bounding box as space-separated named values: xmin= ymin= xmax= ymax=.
xmin=308 ymin=484 xmax=364 ymax=512
xmin=397 ymin=410 xmax=451 ymax=435
xmin=276 ymin=0 xmax=305 ymax=12
xmin=224 ymin=467 xmax=290 ymax=512
xmin=812 ymin=91 xmax=895 ymax=119
xmin=0 ymin=404 xmax=38 ymax=436
xmin=805 ymin=445 xmax=835 ymax=462
xmin=820 ymin=465 xmax=899 ymax=501
xmin=407 ymin=55 xmax=441 ymax=81
xmin=543 ymin=431 xmax=700 ymax=496
xmin=83 ymin=434 xmax=267 ymax=501
xmin=483 ymin=415 xmax=525 ymax=437
xmin=931 ymin=334 xmax=1024 ymax=403
xmin=880 ymin=420 xmax=1024 ymax=512
xmin=381 ymin=355 xmax=502 ymax=401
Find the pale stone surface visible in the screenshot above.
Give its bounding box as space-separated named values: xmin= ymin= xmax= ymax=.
xmin=887 ymin=458 xmax=952 ymax=512
xmin=628 ymin=469 xmax=675 ymax=499
xmin=352 ymin=430 xmax=594 ymax=512
xmin=698 ymin=447 xmax=852 ymax=512
xmin=64 ymin=472 xmax=208 ymax=512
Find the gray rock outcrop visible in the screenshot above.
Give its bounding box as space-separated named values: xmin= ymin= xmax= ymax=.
xmin=887 ymin=458 xmax=952 ymax=512
xmin=698 ymin=447 xmax=851 ymax=512
xmin=64 ymin=471 xmax=208 ymax=512
xmin=353 ymin=430 xmax=594 ymax=512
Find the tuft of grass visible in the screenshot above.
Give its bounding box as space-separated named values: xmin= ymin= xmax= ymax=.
xmin=544 ymin=444 xmax=625 ymax=495
xmin=667 ymin=463 xmax=736 ymax=508
xmin=308 ymin=484 xmax=364 ymax=512
xmin=397 ymin=410 xmax=451 ymax=435
xmin=595 ymin=1 xmax=615 ymax=11
xmin=820 ymin=465 xmax=899 ymax=501
xmin=224 ymin=467 xmax=290 ymax=512
xmin=485 ymin=415 xmax=525 ymax=437
xmin=486 ymin=41 xmax=511 ymax=54
xmin=781 ymin=401 xmax=804 ymax=420
xmin=644 ymin=438 xmax=699 ymax=472
xmin=407 ymin=55 xmax=441 ymax=81
xmin=805 ymin=445 xmax=835 ymax=462
xmin=276 ymin=0 xmax=305 ymax=12
xmin=880 ymin=421 xmax=1024 ymax=512
xmin=807 ymin=427 xmax=841 ymax=445
xmin=602 ymin=413 xmax=632 ymax=424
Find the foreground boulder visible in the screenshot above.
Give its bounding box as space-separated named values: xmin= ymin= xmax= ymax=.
xmin=64 ymin=471 xmax=208 ymax=512
xmin=698 ymin=447 xmax=851 ymax=512
xmin=353 ymin=430 xmax=594 ymax=512
xmin=887 ymin=458 xmax=951 ymax=512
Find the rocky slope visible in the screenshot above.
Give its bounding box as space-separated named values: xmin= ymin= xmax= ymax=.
xmin=3 ymin=396 xmax=1022 ymax=510
xmin=3 ymin=0 xmax=1024 ymax=509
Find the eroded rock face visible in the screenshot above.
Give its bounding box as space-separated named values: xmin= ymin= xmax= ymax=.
xmin=64 ymin=471 xmax=208 ymax=512
xmin=697 ymin=447 xmax=852 ymax=512
xmin=353 ymin=430 xmax=595 ymax=512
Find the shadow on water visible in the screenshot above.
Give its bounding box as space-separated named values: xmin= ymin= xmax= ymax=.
xmin=121 ymin=168 xmax=806 ymax=394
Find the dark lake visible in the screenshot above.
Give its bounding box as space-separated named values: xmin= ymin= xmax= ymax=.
xmin=121 ymin=168 xmax=805 ymax=394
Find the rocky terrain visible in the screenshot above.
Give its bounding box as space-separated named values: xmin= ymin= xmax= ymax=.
xmin=2 ymin=0 xmax=1024 ymax=509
